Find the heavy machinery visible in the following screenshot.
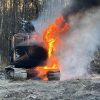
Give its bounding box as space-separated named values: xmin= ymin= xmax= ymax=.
xmin=5 ymin=21 xmax=60 ymax=80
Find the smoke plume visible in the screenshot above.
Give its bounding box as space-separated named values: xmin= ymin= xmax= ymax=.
xmin=32 ymin=0 xmax=68 ymax=33
xmin=32 ymin=0 xmax=100 ymax=80
xmin=63 ymin=0 xmax=100 ymax=20
xmin=60 ymin=0 xmax=100 ymax=80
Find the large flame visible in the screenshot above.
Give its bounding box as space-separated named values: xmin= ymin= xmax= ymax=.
xmin=34 ymin=16 xmax=70 ymax=80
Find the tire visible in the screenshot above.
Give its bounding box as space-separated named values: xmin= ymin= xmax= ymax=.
xmin=5 ymin=68 xmax=14 ymax=79
xmin=47 ymin=71 xmax=60 ymax=81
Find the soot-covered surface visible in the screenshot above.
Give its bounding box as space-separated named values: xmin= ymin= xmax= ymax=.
xmin=0 ymin=78 xmax=100 ymax=100
xmin=14 ymin=45 xmax=48 ymax=69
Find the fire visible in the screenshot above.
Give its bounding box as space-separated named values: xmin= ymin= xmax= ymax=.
xmin=34 ymin=16 xmax=70 ymax=80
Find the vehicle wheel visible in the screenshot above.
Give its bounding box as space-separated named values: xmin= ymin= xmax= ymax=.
xmin=47 ymin=71 xmax=60 ymax=81
xmin=5 ymin=68 xmax=14 ymax=79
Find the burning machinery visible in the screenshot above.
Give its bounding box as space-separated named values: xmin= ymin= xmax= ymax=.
xmin=5 ymin=20 xmax=61 ymax=80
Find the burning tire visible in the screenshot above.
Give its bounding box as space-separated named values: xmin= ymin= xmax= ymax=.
xmin=47 ymin=71 xmax=60 ymax=81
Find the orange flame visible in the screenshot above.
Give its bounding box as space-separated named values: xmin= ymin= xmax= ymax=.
xmin=34 ymin=16 xmax=70 ymax=80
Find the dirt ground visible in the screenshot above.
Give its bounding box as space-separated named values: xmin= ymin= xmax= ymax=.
xmin=0 ymin=76 xmax=100 ymax=100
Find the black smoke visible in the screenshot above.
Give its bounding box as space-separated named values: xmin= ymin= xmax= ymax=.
xmin=14 ymin=45 xmax=48 ymax=69
xmin=60 ymin=0 xmax=100 ymax=80
xmin=63 ymin=0 xmax=100 ymax=20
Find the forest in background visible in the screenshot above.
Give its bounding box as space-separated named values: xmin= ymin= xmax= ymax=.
xmin=0 ymin=0 xmax=44 ymax=65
